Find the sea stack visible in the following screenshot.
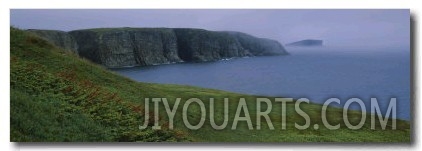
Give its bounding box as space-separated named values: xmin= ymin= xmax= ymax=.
xmin=286 ymin=39 xmax=323 ymax=47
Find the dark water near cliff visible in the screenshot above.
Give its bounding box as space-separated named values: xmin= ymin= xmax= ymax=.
xmin=112 ymin=47 xmax=411 ymax=120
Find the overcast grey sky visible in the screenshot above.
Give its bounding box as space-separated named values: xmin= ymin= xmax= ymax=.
xmin=10 ymin=9 xmax=409 ymax=47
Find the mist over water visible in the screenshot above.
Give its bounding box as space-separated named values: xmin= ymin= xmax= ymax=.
xmin=113 ymin=46 xmax=410 ymax=120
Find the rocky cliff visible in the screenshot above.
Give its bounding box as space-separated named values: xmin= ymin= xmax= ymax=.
xmin=29 ymin=28 xmax=288 ymax=68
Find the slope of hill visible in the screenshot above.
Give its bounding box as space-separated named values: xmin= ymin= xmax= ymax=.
xmin=10 ymin=28 xmax=410 ymax=142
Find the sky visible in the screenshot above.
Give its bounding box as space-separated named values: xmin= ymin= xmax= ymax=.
xmin=10 ymin=9 xmax=410 ymax=47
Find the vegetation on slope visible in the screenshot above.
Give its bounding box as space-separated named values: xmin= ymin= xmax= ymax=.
xmin=10 ymin=27 xmax=410 ymax=142
xmin=11 ymin=28 xmax=188 ymax=142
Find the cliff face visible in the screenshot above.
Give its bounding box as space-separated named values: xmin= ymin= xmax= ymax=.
xmin=27 ymin=29 xmax=78 ymax=53
xmin=174 ymin=29 xmax=250 ymax=62
xmin=69 ymin=28 xmax=183 ymax=67
xmin=29 ymin=28 xmax=288 ymax=68
xmin=226 ymin=31 xmax=286 ymax=56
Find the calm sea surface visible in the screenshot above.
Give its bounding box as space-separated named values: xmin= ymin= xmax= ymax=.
xmin=112 ymin=47 xmax=411 ymax=120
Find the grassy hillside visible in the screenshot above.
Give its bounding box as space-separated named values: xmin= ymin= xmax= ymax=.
xmin=10 ymin=27 xmax=410 ymax=142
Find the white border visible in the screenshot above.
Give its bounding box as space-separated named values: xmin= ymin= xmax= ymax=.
xmin=1 ymin=0 xmax=419 ymax=151
xmin=2 ymin=0 xmax=416 ymax=9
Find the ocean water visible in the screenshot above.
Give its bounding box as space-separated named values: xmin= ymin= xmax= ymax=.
xmin=112 ymin=47 xmax=411 ymax=120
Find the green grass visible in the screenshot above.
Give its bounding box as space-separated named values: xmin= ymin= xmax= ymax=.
xmin=10 ymin=27 xmax=410 ymax=142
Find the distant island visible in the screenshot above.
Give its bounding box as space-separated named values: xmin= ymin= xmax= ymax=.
xmin=286 ymin=39 xmax=323 ymax=47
